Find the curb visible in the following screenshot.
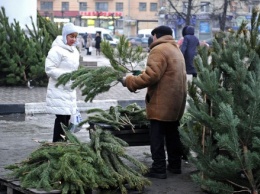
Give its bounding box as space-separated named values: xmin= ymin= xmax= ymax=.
xmin=0 ymin=100 xmax=145 ymax=115
xmin=0 ymin=104 xmax=25 ymax=115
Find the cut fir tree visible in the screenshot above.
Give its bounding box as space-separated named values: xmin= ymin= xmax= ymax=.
xmin=82 ymin=103 xmax=149 ymax=131
xmin=5 ymin=126 xmax=151 ymax=194
xmin=180 ymin=8 xmax=260 ymax=194
xmin=56 ymin=36 xmax=147 ymax=102
xmin=2 ymin=10 xmax=150 ymax=194
xmin=0 ymin=7 xmax=60 ymax=86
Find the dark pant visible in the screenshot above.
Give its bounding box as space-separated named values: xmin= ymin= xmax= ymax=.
xmin=86 ymin=48 xmax=91 ymax=55
xmin=53 ymin=115 xmax=70 ymax=142
xmin=150 ymin=120 xmax=183 ymax=173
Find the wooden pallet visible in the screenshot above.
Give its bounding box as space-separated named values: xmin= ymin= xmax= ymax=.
xmin=0 ymin=177 xmax=92 ymax=194
xmin=0 ymin=176 xmax=145 ymax=194
xmin=0 ymin=177 xmax=60 ymax=194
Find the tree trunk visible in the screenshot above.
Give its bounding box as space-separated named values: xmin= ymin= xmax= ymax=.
xmin=219 ymin=0 xmax=229 ymax=31
xmin=186 ymin=0 xmax=192 ymax=25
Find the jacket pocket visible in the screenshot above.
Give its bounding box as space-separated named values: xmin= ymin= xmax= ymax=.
xmin=146 ymin=87 xmax=156 ymax=103
xmin=145 ymin=94 xmax=150 ymax=103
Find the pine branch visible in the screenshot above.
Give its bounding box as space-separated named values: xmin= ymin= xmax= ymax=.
xmin=86 ymin=103 xmax=148 ymax=132
xmin=56 ymin=66 xmax=123 ymax=102
xmin=101 ymin=36 xmax=146 ymax=73
xmin=6 ymin=128 xmax=151 ymax=194
xmin=181 ymin=7 xmax=260 ymax=194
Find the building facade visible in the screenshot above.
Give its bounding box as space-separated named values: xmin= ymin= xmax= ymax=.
xmin=161 ymin=0 xmax=260 ymax=40
xmin=37 ymin=0 xmax=260 ymax=39
xmin=37 ymin=0 xmax=160 ymax=36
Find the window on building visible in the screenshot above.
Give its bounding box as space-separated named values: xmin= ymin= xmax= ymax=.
xmin=79 ymin=2 xmax=87 ymax=11
xmin=96 ymin=2 xmax=108 ymax=11
xmin=116 ymin=20 xmax=123 ymax=29
xmin=40 ymin=1 xmax=53 ymax=11
xmin=139 ymin=3 xmax=147 ymax=11
xmin=200 ymin=2 xmax=210 ymax=13
xmin=150 ymin=3 xmax=157 ymax=12
xmin=116 ymin=2 xmax=123 ymax=12
xmin=182 ymin=2 xmax=188 ymax=14
xmin=62 ymin=2 xmax=69 ymax=11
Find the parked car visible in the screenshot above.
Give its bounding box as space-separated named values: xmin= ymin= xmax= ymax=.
xmin=75 ymin=26 xmax=118 ymax=47
xmin=126 ymin=37 xmax=149 ymax=48
xmin=112 ymin=36 xmax=120 ymax=44
xmin=126 ymin=37 xmax=143 ymax=47
xmin=137 ymin=29 xmax=153 ymax=39
xmin=141 ymin=37 xmax=149 ymax=48
xmin=199 ymin=40 xmax=210 ymax=48
xmin=203 ymin=38 xmax=214 ymax=47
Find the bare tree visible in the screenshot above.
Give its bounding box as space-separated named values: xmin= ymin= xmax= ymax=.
xmin=166 ymin=0 xmax=231 ymax=30
xmin=219 ymin=0 xmax=231 ymax=31
xmin=167 ymin=0 xmax=194 ymax=25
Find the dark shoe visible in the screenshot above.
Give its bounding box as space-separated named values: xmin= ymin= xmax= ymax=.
xmin=167 ymin=166 xmax=182 ymax=174
xmin=144 ymin=168 xmax=167 ymax=179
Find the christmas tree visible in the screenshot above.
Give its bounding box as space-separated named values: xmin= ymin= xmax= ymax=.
xmin=57 ymin=36 xmax=146 ymax=102
xmin=180 ymin=9 xmax=260 ymax=194
xmin=0 ymin=7 xmax=60 ymax=86
xmin=6 ymin=126 xmax=151 ymax=194
xmin=5 ymin=36 xmax=151 ymax=194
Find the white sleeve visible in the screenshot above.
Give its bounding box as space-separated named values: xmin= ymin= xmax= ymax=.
xmin=45 ymin=48 xmax=67 ymax=80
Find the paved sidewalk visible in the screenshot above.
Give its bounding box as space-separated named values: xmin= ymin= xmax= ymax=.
xmin=0 ymin=50 xmax=146 ymax=114
xmin=0 ymin=114 xmax=204 ymax=194
xmin=0 ymin=50 xmax=146 ymax=104
xmin=0 ymin=84 xmax=146 ymax=104
xmin=0 ymin=49 xmax=205 ymax=194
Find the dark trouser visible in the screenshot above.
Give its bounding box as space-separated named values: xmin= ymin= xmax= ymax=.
xmin=150 ymin=120 xmax=183 ymax=173
xmin=86 ymin=48 xmax=91 ymax=55
xmin=53 ymin=115 xmax=70 ymax=142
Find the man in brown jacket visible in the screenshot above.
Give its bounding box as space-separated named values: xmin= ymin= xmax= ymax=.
xmin=120 ymin=25 xmax=187 ymax=179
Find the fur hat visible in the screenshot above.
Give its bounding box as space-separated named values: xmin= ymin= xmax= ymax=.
xmin=151 ymin=25 xmax=172 ymax=36
xmin=62 ymin=23 xmax=78 ymax=44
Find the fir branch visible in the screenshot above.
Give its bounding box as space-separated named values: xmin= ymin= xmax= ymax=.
xmin=6 ymin=124 xmax=150 ymax=194
xmin=100 ymin=132 xmax=129 ymax=147
xmin=91 ymin=128 xmax=103 ymax=165
xmin=101 ymin=36 xmax=146 ymax=73
xmin=86 ymin=103 xmax=148 ymax=131
xmin=56 ymin=67 xmax=123 ymax=102
xmin=100 ymin=150 xmax=124 ymax=185
xmin=100 ymin=142 xmax=125 ymax=155
xmin=121 ymin=154 xmax=149 ymax=174
xmin=225 ymin=179 xmax=251 ymax=193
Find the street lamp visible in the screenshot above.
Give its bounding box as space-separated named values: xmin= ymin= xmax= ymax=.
xmin=61 ymin=8 xmax=65 ymax=18
xmin=97 ymin=11 xmax=101 ymax=27
xmin=44 ymin=11 xmax=49 ymax=17
xmin=78 ymin=15 xmax=82 ymax=26
xmin=111 ymin=13 xmax=115 ymax=35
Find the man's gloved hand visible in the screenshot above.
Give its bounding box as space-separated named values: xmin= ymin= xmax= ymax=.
xmin=132 ymin=70 xmax=142 ymax=76
xmin=117 ymin=77 xmax=126 ymax=87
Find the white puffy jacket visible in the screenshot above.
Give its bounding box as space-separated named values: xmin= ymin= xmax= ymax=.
xmin=45 ymin=36 xmax=80 ymax=115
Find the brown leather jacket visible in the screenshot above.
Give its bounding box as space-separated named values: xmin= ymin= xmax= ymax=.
xmin=125 ymin=35 xmax=187 ymax=121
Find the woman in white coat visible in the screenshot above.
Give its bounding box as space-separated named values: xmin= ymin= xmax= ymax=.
xmin=45 ymin=23 xmax=80 ymax=142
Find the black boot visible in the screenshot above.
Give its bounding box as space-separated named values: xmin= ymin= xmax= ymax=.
xmin=167 ymin=156 xmax=182 ymax=174
xmin=167 ymin=165 xmax=182 ymax=174
xmin=144 ymin=167 xmax=167 ymax=179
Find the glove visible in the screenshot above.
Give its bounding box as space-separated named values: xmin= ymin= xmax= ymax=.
xmin=118 ymin=77 xmax=126 ymax=87
xmin=132 ymin=70 xmax=142 ymax=76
